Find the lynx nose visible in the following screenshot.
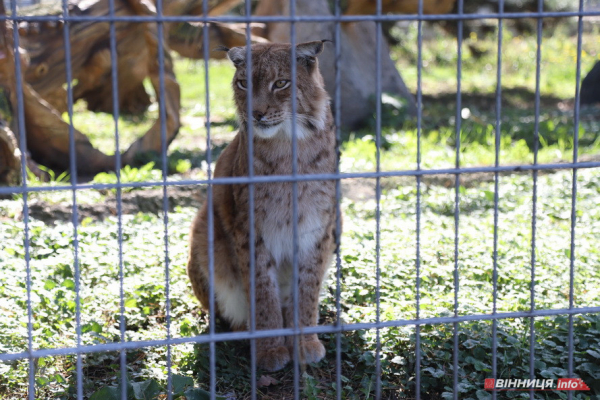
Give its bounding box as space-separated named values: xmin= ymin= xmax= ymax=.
xmin=252 ymin=110 xmax=265 ymax=122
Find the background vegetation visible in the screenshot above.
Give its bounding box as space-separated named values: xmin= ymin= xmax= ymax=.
xmin=1 ymin=20 xmax=600 ymax=399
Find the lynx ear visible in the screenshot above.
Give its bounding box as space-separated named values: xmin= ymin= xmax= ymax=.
xmin=296 ymin=40 xmax=329 ymax=58
xmin=296 ymin=40 xmax=330 ymax=70
xmin=226 ymin=46 xmax=246 ymax=67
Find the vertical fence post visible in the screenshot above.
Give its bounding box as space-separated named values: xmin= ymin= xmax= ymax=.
xmin=415 ymin=0 xmax=424 ymax=398
xmin=452 ymin=1 xmax=464 ymax=398
xmin=568 ymin=3 xmax=585 ymax=400
xmin=243 ymin=2 xmax=257 ymax=398
xmin=4 ymin=0 xmax=35 ymax=397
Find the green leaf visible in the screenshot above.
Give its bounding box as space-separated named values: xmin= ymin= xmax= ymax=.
xmin=390 ymin=356 xmax=403 ymax=364
xmin=422 ymin=367 xmax=445 ymax=378
xmin=184 ymin=388 xmax=211 ymax=400
xmin=172 ymin=375 xmax=194 ymax=395
xmin=89 ymin=386 xmax=120 ymax=400
xmin=35 ymin=377 xmax=49 ymax=387
xmin=183 ymin=388 xmax=226 ymax=400
xmin=62 ymin=279 xmax=75 ymax=290
xmin=125 ymin=298 xmax=137 ymax=308
xmin=82 ymin=321 xmax=103 ymax=334
xmin=577 ymin=362 xmax=600 ymax=379
xmin=472 ymin=359 xmax=489 ymax=372
xmin=586 ymin=349 xmax=600 ymax=359
xmin=90 ymin=320 xmax=103 ymax=333
xmin=43 ymin=279 xmax=57 ymax=290
xmin=131 ymin=379 xmax=162 ymax=400
xmin=540 ymin=367 xmax=568 ymax=378
xmin=483 ymin=190 xmax=495 ymax=202
xmin=462 ymin=338 xmax=479 ymax=349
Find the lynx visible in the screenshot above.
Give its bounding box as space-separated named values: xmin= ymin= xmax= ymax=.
xmin=187 ymin=40 xmax=338 ymax=372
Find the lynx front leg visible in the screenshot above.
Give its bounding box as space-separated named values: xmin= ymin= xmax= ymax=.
xmin=236 ymin=232 xmax=291 ymax=372
xmin=283 ymin=237 xmax=335 ymax=365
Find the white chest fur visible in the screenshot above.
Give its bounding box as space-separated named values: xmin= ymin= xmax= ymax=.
xmin=261 ymin=202 xmax=326 ymax=308
xmin=260 ymin=202 xmax=325 ymax=266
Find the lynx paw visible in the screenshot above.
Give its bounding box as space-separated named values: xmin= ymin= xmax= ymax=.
xmin=300 ymin=340 xmax=326 ymax=364
xmin=257 ymin=346 xmax=291 ymax=372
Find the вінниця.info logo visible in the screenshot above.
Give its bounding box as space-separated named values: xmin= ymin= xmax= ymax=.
xmin=485 ymin=378 xmax=590 ymax=391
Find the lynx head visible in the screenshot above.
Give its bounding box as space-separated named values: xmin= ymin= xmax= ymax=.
xmin=223 ymin=40 xmax=330 ymax=140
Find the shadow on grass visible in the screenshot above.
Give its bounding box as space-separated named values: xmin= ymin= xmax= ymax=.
xmin=347 ymin=87 xmax=600 ymax=152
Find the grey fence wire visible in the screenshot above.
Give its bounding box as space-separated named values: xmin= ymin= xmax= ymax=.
xmin=1 ymin=0 xmax=600 ymax=399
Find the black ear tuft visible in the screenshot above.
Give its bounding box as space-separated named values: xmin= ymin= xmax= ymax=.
xmin=295 ymin=40 xmax=330 ymax=70
xmin=296 ymin=40 xmax=329 ymax=59
xmin=226 ymin=46 xmax=246 ymax=67
xmin=214 ymin=45 xmax=230 ymax=53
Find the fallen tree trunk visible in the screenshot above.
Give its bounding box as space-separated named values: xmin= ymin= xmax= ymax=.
xmin=12 ymin=0 xmax=181 ymax=173
xmin=23 ymin=80 xmax=116 ymax=173
xmin=18 ymin=0 xmax=252 ymax=113
xmin=168 ymin=22 xmax=268 ymax=60
xmin=343 ymin=0 xmax=455 ymax=15
xmin=0 ymin=1 xmax=57 ymax=186
xmin=11 ymin=0 xmax=268 ymax=175
xmin=0 ymin=5 xmax=23 ymax=186
xmin=0 ymin=120 xmax=21 ymax=186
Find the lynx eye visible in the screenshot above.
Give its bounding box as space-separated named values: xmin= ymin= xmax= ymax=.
xmin=237 ymin=80 xmax=247 ymax=90
xmin=273 ymin=79 xmax=290 ymax=90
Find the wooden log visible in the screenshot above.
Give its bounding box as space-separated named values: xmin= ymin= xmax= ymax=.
xmin=72 ymin=25 xmax=154 ymax=115
xmin=2 ymin=0 xmax=258 ymax=178
xmin=20 ymin=0 xmax=150 ymax=115
xmin=0 ymin=15 xmax=114 ymax=176
xmin=344 ymin=0 xmax=455 ymax=15
xmin=122 ymin=19 xmax=181 ymax=164
xmin=17 ymin=0 xmax=245 ymax=114
xmin=0 ymin=3 xmax=51 ymax=186
xmin=7 ymin=13 xmax=115 ymax=174
xmin=10 ymin=0 xmax=182 ymax=173
xmin=168 ymin=22 xmax=268 ymax=60
xmin=0 ymin=121 xmax=22 ymax=186
xmin=23 ymin=82 xmax=116 ymax=173
xmin=161 ymin=0 xmax=240 ymax=17
xmin=255 ymin=0 xmax=417 ymax=129
xmin=0 ymin=6 xmax=22 ymax=186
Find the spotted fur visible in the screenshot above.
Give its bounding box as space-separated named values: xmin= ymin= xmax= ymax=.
xmin=187 ymin=41 xmax=338 ymax=372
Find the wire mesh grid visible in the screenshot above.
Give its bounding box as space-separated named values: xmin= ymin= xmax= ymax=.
xmin=1 ymin=0 xmax=600 ymax=399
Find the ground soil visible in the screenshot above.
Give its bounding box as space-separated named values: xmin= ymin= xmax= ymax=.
xmin=19 ymin=152 xmax=599 ymax=224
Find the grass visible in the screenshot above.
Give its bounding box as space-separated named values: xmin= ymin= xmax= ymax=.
xmin=392 ymin=24 xmax=599 ymax=99
xmin=2 ymin=169 xmax=600 ymax=399
xmin=65 ymin=59 xmax=236 ymax=159
xmin=1 ymin=23 xmax=600 ymax=400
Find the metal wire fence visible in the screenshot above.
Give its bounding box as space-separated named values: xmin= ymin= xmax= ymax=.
xmin=1 ymin=0 xmax=600 ymax=399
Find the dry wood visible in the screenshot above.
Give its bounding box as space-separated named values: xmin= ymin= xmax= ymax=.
xmin=0 ymin=123 xmax=21 ymax=186
xmin=23 ymin=82 xmax=116 ymax=173
xmin=8 ymin=0 xmax=253 ymax=175
xmin=8 ymin=0 xmax=184 ymax=174
xmin=344 ymin=0 xmax=455 ymax=15
xmin=0 ymin=6 xmax=22 ymax=185
xmin=168 ymin=22 xmax=268 ymax=60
